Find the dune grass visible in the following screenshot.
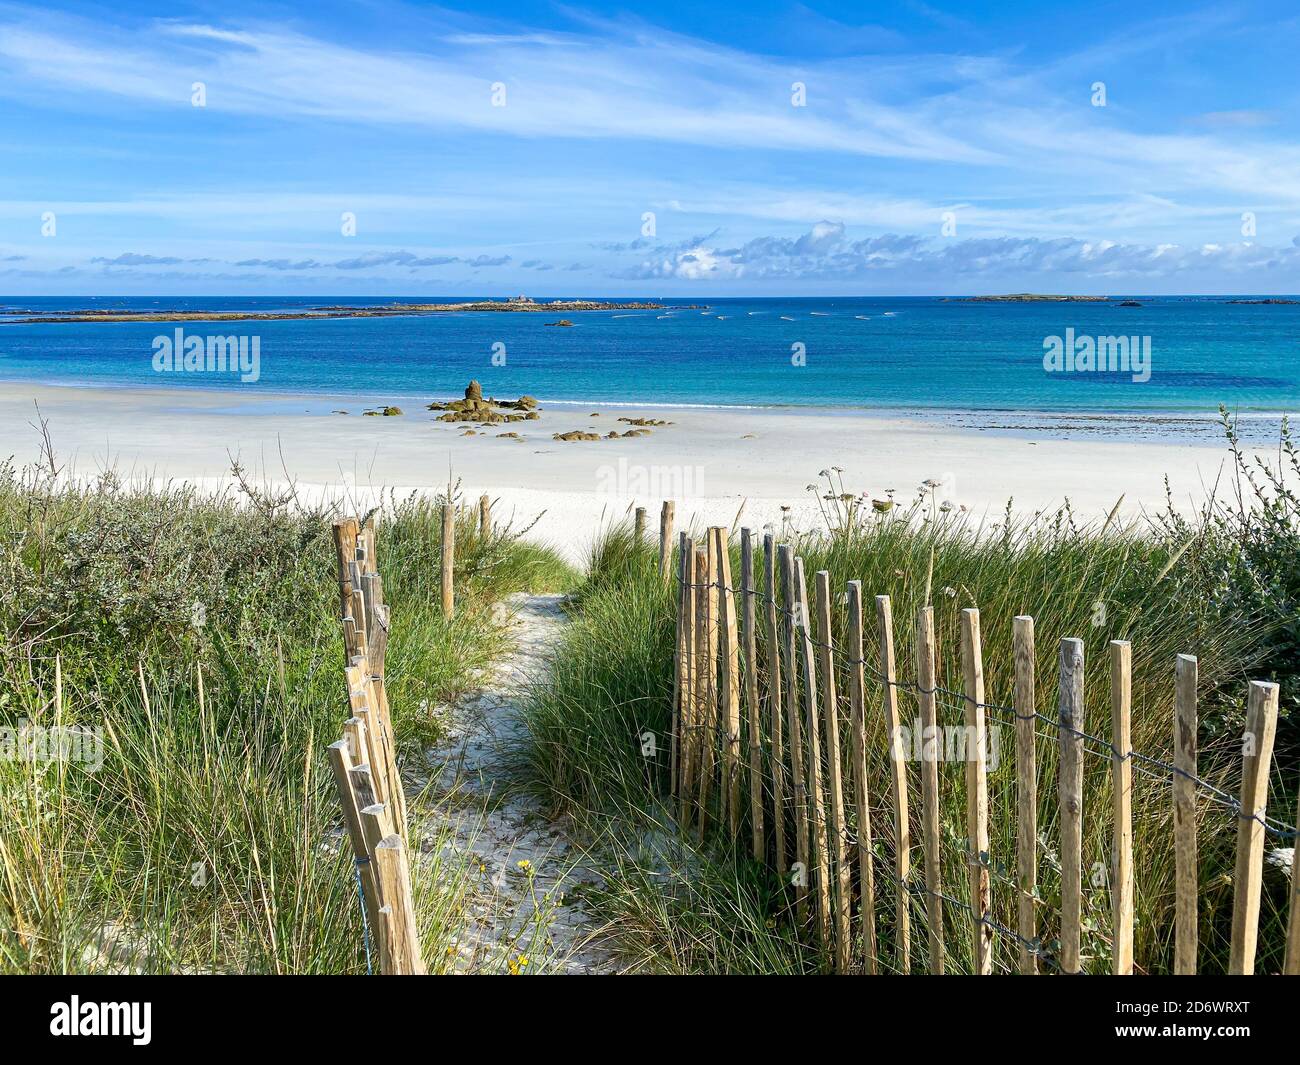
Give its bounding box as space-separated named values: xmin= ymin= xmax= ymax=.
xmin=519 ymin=443 xmax=1299 ymax=975
xmin=0 ymin=458 xmax=575 ymax=974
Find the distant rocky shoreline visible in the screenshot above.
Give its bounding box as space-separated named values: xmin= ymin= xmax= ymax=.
xmin=952 ymin=293 xmax=1113 ymax=302
xmin=1 ymin=298 xmax=701 ymax=325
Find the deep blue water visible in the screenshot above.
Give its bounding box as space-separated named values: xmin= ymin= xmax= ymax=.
xmin=1 ymin=295 xmax=1298 ymax=414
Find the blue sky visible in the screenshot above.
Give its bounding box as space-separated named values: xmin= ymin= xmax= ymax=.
xmin=2 ymin=0 xmax=1299 ymax=295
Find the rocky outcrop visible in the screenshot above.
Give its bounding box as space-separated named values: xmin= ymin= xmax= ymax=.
xmin=428 ymin=382 xmax=541 ymax=424
xmin=551 ymin=427 xmax=652 ymax=441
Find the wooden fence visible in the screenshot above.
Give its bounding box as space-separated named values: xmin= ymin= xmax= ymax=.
xmin=327 ymin=516 xmax=424 ymax=975
xmin=666 ymin=518 xmax=1300 ymax=975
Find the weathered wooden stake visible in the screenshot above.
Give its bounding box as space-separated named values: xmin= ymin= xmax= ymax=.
xmin=778 ymin=545 xmax=810 ymax=921
xmin=1110 ymin=640 xmax=1134 ymax=975
xmin=846 ymin=582 xmax=878 ymax=973
xmin=1058 ymin=637 xmax=1085 ymax=975
xmin=764 ymin=534 xmax=788 ymax=878
xmin=634 ymin=506 xmax=647 ymax=542
xmin=659 ymin=501 xmax=676 ymax=582
xmin=374 ymin=835 xmax=427 ymax=974
xmin=960 ymin=608 xmax=993 ymax=975
xmin=795 ymin=559 xmax=833 ymax=963
xmin=876 ymin=595 xmax=911 ymax=974
xmin=1228 ymin=680 xmax=1278 ymax=975
xmin=332 ymin=517 xmax=360 ymax=622
xmin=670 ymin=532 xmax=687 ymax=800
xmin=695 ymin=542 xmax=715 ymax=840
xmin=328 ymin=739 xmax=383 ymax=940
xmin=1174 ymin=653 xmax=1198 ymax=974
xmin=740 ymin=529 xmax=764 ymax=861
xmin=916 ymin=605 xmax=944 ymax=974
xmin=677 ymin=540 xmax=697 ymax=829
xmin=479 ymin=494 xmax=491 ymax=540
xmin=440 ymin=502 xmax=455 ymax=620
xmin=814 ymin=571 xmax=851 ymax=973
xmin=1012 ymin=616 xmax=1038 ymax=975
xmin=713 ymin=527 xmax=742 ymax=838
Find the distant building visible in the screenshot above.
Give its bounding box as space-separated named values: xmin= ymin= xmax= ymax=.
xmin=507 ymin=294 xmax=535 ymax=304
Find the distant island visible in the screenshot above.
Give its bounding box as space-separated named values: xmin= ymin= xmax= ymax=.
xmin=3 ymin=295 xmax=698 ymax=325
xmin=953 ymin=293 xmax=1114 ymax=302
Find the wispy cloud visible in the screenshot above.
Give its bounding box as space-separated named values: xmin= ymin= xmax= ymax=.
xmin=616 ymin=222 xmax=1300 ymax=282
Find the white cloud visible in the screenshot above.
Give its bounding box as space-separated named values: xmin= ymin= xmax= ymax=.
xmin=616 ymin=223 xmax=1300 ymax=282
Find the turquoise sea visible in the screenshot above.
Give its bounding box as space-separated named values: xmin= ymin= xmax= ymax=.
xmin=1 ymin=296 xmax=1298 ymax=415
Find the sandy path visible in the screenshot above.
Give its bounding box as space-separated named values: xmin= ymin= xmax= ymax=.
xmin=415 ymin=592 xmax=620 ymax=974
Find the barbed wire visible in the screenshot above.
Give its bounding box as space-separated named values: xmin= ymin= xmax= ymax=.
xmin=674 ymin=575 xmax=1299 ymax=841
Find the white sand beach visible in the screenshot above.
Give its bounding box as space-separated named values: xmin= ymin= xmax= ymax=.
xmin=0 ymin=382 xmax=1266 ymax=562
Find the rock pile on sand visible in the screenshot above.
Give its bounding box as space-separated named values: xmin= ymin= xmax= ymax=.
xmin=427 ymin=381 xmax=541 ymax=424
xmin=552 ymin=428 xmax=653 ymax=441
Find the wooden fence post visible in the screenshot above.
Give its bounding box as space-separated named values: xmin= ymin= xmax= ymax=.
xmin=713 ymin=527 xmax=742 ymax=838
xmin=358 ymin=802 xmax=394 ymax=974
xmin=670 ymin=533 xmax=686 ymax=800
xmin=1228 ymin=680 xmax=1279 ymax=975
xmin=846 ymin=582 xmax=878 ymax=973
xmin=695 ymin=542 xmax=716 ymax=840
xmin=1058 ymin=637 xmax=1085 ymax=975
xmin=328 ymin=739 xmax=383 ymax=942
xmin=960 ymin=608 xmax=993 ymax=975
xmin=794 ymin=559 xmax=832 ymax=963
xmin=916 ymin=605 xmax=944 ymax=974
xmin=360 ymin=516 xmax=377 ymax=576
xmin=634 ymin=506 xmax=647 ymax=542
xmin=876 ymin=595 xmax=911 ymax=974
xmin=659 ymin=502 xmax=676 ymax=582
xmin=677 ymin=539 xmax=697 ymax=830
xmin=348 ymin=560 xmax=369 ymax=659
xmin=1110 ymin=640 xmax=1134 ymax=975
xmin=345 ymin=663 xmax=388 ymax=809
xmin=764 ymin=534 xmax=788 ymax=878
xmin=1012 ymin=616 xmax=1038 ymax=975
xmin=1174 ymin=653 xmax=1198 ymax=974
xmin=814 ymin=570 xmax=851 ymax=973
xmin=350 ymin=764 xmax=378 ymax=814
xmin=332 ymin=518 xmax=360 ymax=623
xmin=374 ymin=835 xmax=427 ymax=974
xmin=479 ymin=494 xmax=491 ymax=540
xmin=740 ymin=529 xmax=764 ymax=861
xmin=440 ymin=503 xmax=455 ymax=620
xmin=778 ymin=545 xmax=810 ymax=921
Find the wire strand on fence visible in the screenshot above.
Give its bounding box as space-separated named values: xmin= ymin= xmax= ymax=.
xmin=354 ymin=857 xmax=374 ymax=975
xmin=678 ymin=574 xmax=1299 ymax=841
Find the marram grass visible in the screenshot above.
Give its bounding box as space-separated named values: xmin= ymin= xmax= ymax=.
xmin=519 ymin=459 xmax=1297 ymax=974
xmin=0 ymin=460 xmax=574 ymax=973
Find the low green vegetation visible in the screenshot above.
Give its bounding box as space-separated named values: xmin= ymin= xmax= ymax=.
xmin=0 ymin=449 xmax=575 ymax=974
xmin=519 ymin=417 xmax=1299 ymax=975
